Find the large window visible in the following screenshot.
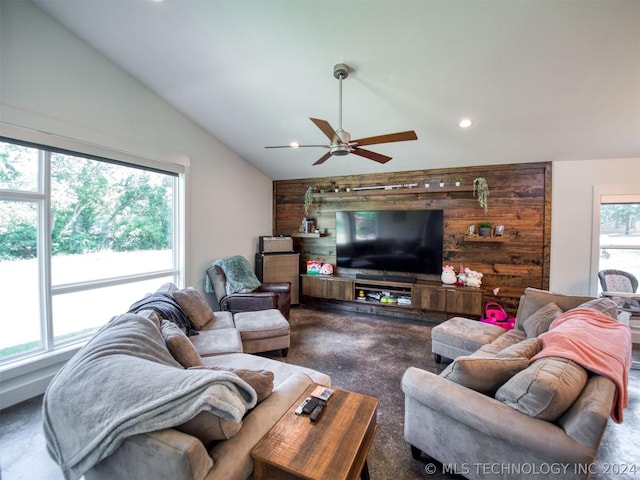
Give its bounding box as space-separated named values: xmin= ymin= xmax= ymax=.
xmin=597 ymin=195 xmax=640 ymax=290
xmin=590 ymin=184 xmax=640 ymax=296
xmin=0 ymin=138 xmax=184 ymax=364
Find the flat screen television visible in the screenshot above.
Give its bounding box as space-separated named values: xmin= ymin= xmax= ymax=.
xmin=336 ymin=210 xmax=443 ymax=276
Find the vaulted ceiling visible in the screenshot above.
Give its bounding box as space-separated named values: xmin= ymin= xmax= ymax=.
xmin=33 ymin=0 xmax=640 ymax=180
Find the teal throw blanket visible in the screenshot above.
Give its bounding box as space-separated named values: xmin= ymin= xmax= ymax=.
xmin=206 ymin=255 xmax=262 ymax=296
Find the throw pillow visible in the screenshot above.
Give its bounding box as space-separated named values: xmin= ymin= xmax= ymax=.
xmin=160 ymin=320 xmax=203 ymax=368
xmin=495 ymin=357 xmax=588 ymax=421
xmin=173 ymin=287 xmax=216 ymax=329
xmin=440 ymin=356 xmax=530 ymax=395
xmin=522 ymin=302 xmax=562 ymax=338
xmin=577 ymin=297 xmax=619 ymax=320
xmin=175 ymin=411 xmax=242 ymax=447
xmin=191 ymin=366 xmax=274 ymax=403
xmin=496 ymin=337 xmax=543 ymax=359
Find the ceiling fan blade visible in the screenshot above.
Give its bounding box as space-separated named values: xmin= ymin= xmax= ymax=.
xmin=352 ymin=147 xmax=392 ymax=164
xmin=312 ymin=151 xmax=333 ymax=165
xmin=351 ymin=130 xmax=418 ymax=147
xmin=310 ymin=118 xmax=340 ymax=142
xmin=265 ymin=145 xmax=329 ymax=149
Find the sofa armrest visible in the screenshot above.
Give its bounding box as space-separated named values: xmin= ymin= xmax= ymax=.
xmin=221 ymin=292 xmax=278 ymax=312
xmin=401 ymin=367 xmax=595 ymax=463
xmin=84 ymin=429 xmax=212 ymax=480
xmin=256 ymin=282 xmax=291 ymax=294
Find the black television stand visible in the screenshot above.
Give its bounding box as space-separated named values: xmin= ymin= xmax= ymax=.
xmin=356 ymin=273 xmax=416 ymax=284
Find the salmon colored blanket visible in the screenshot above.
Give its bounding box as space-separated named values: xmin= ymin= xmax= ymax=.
xmin=531 ymin=308 xmax=632 ymax=423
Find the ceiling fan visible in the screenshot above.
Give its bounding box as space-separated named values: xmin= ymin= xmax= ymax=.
xmin=265 ymin=63 xmax=418 ymax=165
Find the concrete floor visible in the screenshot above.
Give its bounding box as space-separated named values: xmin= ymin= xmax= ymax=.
xmin=1 ymin=327 xmax=638 ymax=480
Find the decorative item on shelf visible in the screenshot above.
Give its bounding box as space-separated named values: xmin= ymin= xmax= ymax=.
xmin=456 ymin=264 xmax=466 ymax=286
xmin=439 ymin=180 xmax=445 ymax=187
xmin=304 ymin=219 xmax=315 ymax=233
xmin=473 ymin=177 xmax=489 ymax=212
xmin=495 ymin=225 xmax=504 ymax=236
xmin=478 ymin=221 xmax=492 ymax=237
xmin=299 ymin=186 xmax=315 ymax=233
xmin=441 ymin=265 xmax=457 ymax=285
xmin=454 ymin=178 xmax=462 ymax=187
xmin=464 ymin=267 xmax=483 ymax=288
xmin=319 ymin=263 xmax=334 ymax=275
xmin=329 ymin=180 xmax=339 ymax=192
xmin=306 ymin=260 xmax=322 ymax=274
xmin=345 ymin=185 xmax=351 ymax=192
xmin=424 ymin=181 xmax=430 ymax=188
xmin=468 ymin=224 xmax=476 ymax=235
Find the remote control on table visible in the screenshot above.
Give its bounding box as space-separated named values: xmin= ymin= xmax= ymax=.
xmin=295 ymin=397 xmax=312 ymax=415
xmin=310 ymin=400 xmax=326 ymax=422
xmin=302 ymin=396 xmax=321 ymax=415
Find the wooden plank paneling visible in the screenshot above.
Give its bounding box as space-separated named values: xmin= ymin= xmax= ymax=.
xmin=274 ymin=163 xmax=551 ymax=315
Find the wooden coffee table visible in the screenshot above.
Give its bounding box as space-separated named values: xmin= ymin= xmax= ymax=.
xmin=251 ymin=384 xmax=378 ymax=480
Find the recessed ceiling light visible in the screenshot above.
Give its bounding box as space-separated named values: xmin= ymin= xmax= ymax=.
xmin=290 ymin=142 xmax=300 ymax=148
xmin=459 ymin=119 xmax=473 ymax=128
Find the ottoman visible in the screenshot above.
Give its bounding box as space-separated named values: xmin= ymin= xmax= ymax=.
xmin=234 ymin=309 xmax=290 ymax=357
xmin=431 ymin=316 xmax=506 ymax=363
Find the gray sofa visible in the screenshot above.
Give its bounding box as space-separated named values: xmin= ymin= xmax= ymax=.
xmin=402 ymin=288 xmax=631 ymax=480
xmin=45 ymin=284 xmax=329 ymax=480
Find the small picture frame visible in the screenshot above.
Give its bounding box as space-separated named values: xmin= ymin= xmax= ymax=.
xmin=495 ymin=225 xmax=504 ymax=236
xmin=468 ymin=224 xmax=475 ymax=235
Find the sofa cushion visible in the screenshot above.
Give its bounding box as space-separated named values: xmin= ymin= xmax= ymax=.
xmin=496 ymin=337 xmax=543 ymax=359
xmin=190 ymin=328 xmax=243 ymax=357
xmin=495 ymin=357 xmax=588 ymax=421
xmin=473 ymin=329 xmax=526 ymax=357
xmin=199 ymin=311 xmax=235 ymax=331
xmin=174 ymin=411 xmax=242 ymax=447
xmin=577 ymin=297 xmax=619 ymax=320
xmin=173 ymin=287 xmax=216 ymax=329
xmin=161 ymin=320 xmax=203 ymax=368
xmin=522 ymin=302 xmax=563 ymax=338
xmin=191 ymin=366 xmax=275 ymax=403
xmin=440 ymin=356 xmax=529 ymax=395
xmin=515 ymin=288 xmax=594 ymax=330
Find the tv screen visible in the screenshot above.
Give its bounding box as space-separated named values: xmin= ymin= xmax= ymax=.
xmin=336 ymin=210 xmax=443 ymax=276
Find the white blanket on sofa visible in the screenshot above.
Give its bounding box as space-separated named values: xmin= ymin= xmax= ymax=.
xmin=43 ymin=313 xmax=257 ymax=480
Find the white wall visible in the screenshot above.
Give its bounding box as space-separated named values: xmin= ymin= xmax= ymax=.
xmin=0 ymin=0 xmax=273 ymax=291
xmin=550 ymin=158 xmax=640 ymax=295
xmin=0 ymin=0 xmax=273 ymax=408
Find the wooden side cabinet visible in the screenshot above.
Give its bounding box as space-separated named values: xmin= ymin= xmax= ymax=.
xmin=445 ymin=287 xmax=484 ymax=316
xmin=255 ymin=253 xmax=300 ymax=304
xmin=416 ymin=284 xmax=483 ymax=317
xmin=301 ymin=275 xmax=354 ymax=301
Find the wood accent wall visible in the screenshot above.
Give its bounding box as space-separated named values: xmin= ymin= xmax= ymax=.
xmin=273 ymin=162 xmax=551 ymax=314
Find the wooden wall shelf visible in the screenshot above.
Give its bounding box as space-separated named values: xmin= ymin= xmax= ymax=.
xmin=464 ymin=235 xmax=509 ymax=243
xmin=314 ymin=186 xmax=474 ymax=199
xmin=291 ymin=232 xmax=320 ymax=238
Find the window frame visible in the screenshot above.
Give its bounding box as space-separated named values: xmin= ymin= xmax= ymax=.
xmin=590 ymin=183 xmax=640 ymax=296
xmin=0 ymin=126 xmax=187 ymax=367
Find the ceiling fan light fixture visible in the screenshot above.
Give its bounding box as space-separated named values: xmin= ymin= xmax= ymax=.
xmin=290 ymin=142 xmax=300 ymax=148
xmin=330 ymin=143 xmax=351 ymax=156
